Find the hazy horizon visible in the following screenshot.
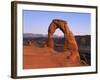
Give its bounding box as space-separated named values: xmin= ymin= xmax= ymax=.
xmin=23 ymin=33 xmax=91 ymax=36
xmin=23 ymin=10 xmax=91 ymax=36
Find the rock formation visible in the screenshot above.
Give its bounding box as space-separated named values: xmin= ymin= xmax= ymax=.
xmin=23 ymin=19 xmax=88 ymax=69
xmin=46 ymin=19 xmax=80 ymax=63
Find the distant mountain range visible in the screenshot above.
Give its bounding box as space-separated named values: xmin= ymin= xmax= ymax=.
xmin=23 ymin=33 xmax=46 ymax=38
xmin=23 ymin=33 xmax=63 ymax=38
xmin=23 ymin=33 xmax=90 ymax=38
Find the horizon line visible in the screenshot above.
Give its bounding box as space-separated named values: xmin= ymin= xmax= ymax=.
xmin=23 ymin=33 xmax=91 ymax=36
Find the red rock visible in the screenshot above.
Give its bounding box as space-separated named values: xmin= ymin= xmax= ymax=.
xmin=46 ymin=19 xmax=80 ymax=63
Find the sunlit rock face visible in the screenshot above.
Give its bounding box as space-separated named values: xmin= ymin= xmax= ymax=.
xmin=46 ymin=19 xmax=80 ymax=64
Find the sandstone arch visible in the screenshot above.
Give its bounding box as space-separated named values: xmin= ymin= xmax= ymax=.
xmin=46 ymin=19 xmax=78 ymax=50
xmin=46 ymin=19 xmax=80 ymax=63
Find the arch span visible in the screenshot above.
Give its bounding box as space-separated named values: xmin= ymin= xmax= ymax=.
xmin=46 ymin=19 xmax=80 ymax=63
xmin=47 ymin=19 xmax=78 ymax=51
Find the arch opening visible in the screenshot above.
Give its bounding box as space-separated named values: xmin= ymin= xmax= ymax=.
xmin=53 ymin=28 xmax=64 ymax=52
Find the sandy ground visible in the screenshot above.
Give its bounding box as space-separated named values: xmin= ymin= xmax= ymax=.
xmin=23 ymin=44 xmax=86 ymax=69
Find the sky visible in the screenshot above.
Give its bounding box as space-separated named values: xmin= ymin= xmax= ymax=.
xmin=23 ymin=10 xmax=91 ymax=36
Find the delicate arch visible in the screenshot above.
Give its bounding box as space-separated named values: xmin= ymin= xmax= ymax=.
xmin=46 ymin=19 xmax=78 ymax=51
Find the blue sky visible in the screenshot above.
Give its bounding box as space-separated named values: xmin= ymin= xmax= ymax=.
xmin=23 ymin=10 xmax=91 ymax=36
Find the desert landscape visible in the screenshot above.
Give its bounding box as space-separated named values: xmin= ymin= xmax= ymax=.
xmin=23 ymin=19 xmax=91 ymax=69
xmin=23 ymin=34 xmax=90 ymax=69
